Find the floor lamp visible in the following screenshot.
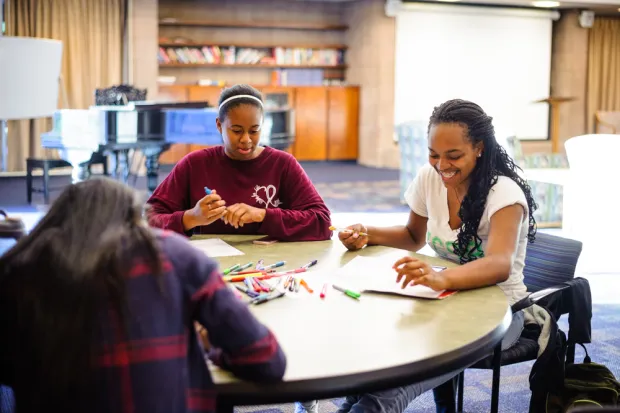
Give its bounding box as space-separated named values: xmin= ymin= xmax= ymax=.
xmin=0 ymin=36 xmax=63 ymax=172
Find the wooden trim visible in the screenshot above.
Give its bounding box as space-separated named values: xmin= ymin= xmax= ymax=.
xmin=159 ymin=42 xmax=348 ymax=50
xmin=159 ymin=63 xmax=347 ymax=69
xmin=159 ymin=19 xmax=348 ymax=31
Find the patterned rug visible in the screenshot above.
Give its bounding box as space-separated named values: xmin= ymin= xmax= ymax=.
xmin=315 ymin=181 xmax=409 ymax=214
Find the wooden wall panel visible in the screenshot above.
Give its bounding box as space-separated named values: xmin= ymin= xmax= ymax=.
xmin=293 ymin=88 xmax=328 ymax=161
xmin=327 ymin=86 xmax=359 ymax=160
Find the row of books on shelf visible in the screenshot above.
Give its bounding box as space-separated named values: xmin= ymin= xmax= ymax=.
xmin=158 ymin=46 xmax=345 ymax=66
xmin=271 ymin=69 xmax=324 ymax=86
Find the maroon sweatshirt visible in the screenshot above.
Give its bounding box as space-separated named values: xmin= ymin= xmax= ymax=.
xmin=147 ymin=146 xmax=333 ymax=241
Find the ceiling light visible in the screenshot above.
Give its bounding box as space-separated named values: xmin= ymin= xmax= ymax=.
xmin=531 ymin=1 xmax=560 ymax=7
xmin=436 ymin=0 xmax=461 ymax=2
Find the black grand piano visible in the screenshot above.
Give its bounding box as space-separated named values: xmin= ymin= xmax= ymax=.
xmin=42 ymin=85 xmax=295 ymax=194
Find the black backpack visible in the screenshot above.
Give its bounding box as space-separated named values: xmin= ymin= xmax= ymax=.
xmin=546 ymin=345 xmax=620 ymax=412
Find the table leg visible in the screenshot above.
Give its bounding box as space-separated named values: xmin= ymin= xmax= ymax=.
xmin=490 ymin=343 xmax=502 ymax=413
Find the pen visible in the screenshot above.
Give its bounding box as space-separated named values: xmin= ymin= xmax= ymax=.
xmin=288 ymin=278 xmax=295 ymax=292
xmin=252 ymin=291 xmax=286 ymax=305
xmin=204 ymin=186 xmax=212 ymax=195
xmin=223 ymin=263 xmax=241 ymax=275
xmin=320 ymin=283 xmax=328 ymax=299
xmin=332 ymin=284 xmax=361 ymax=300
xmin=263 ymin=261 xmax=286 ymax=270
xmin=301 ymin=260 xmax=318 ymax=270
xmin=329 ymin=226 xmax=368 ymax=237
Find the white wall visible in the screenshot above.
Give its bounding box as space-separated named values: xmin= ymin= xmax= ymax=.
xmin=393 ymin=3 xmax=555 ymax=141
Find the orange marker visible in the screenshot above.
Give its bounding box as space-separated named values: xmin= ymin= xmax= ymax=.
xmin=320 ymin=283 xmax=328 ymax=299
xmin=300 ymin=279 xmax=314 ymax=294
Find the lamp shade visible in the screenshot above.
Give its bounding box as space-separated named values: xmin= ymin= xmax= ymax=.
xmin=0 ymin=36 xmax=63 ymax=120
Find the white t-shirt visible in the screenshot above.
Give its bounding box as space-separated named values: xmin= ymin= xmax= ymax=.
xmin=404 ymin=163 xmax=529 ymax=305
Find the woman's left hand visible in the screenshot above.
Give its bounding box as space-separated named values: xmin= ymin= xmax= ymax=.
xmin=223 ymin=203 xmax=267 ymax=228
xmin=393 ymin=256 xmax=449 ymax=291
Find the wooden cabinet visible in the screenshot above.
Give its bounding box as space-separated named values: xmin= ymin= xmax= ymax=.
xmin=327 ymin=87 xmax=359 ymax=161
xmin=156 ymin=85 xmax=360 ymax=163
xmin=293 ymin=87 xmax=328 ymax=161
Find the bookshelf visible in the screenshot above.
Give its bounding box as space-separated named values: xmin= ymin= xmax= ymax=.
xmin=158 ymin=18 xmax=349 ymax=85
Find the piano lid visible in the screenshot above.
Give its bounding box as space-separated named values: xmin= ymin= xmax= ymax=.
xmin=89 ymin=101 xmax=213 ymax=111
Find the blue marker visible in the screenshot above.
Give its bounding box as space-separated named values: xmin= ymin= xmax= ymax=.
xmin=263 ymin=261 xmax=286 ymax=270
xmin=204 ymin=186 xmax=212 ymax=195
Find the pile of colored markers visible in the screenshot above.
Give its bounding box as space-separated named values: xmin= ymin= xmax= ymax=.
xmin=222 ymin=259 xmax=318 ymax=305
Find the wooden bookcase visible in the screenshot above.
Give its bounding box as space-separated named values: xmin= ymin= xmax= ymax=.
xmin=158 ymin=18 xmax=349 ymax=83
xmin=157 ymin=85 xmax=359 ymax=164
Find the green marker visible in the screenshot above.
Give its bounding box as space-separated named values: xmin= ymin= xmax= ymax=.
xmin=223 ymin=263 xmax=241 ymax=275
xmin=230 ymin=262 xmax=254 ymax=274
xmin=332 ymin=284 xmax=361 ymax=299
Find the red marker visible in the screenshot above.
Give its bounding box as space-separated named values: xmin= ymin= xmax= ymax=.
xmin=320 ymin=283 xmax=328 ymax=299
xmin=272 ymin=268 xmax=307 ymax=277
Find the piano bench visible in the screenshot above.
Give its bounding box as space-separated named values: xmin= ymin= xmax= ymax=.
xmin=26 ymin=158 xmax=73 ymax=205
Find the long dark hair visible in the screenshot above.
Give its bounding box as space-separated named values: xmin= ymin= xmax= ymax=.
xmin=0 ymin=178 xmax=162 ymax=412
xmin=428 ymin=99 xmax=538 ymax=264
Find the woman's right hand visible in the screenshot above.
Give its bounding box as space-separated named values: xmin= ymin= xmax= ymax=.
xmin=182 ymin=190 xmax=227 ymax=230
xmin=338 ymin=224 xmax=369 ymax=251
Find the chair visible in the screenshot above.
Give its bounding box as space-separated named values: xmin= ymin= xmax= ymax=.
xmin=506 ymin=136 xmax=568 ymax=228
xmin=456 ymin=232 xmax=586 ymax=413
xmin=594 ymin=110 xmax=620 ymax=134
xmin=25 ymin=158 xmax=73 ymax=204
xmin=394 ymin=121 xmax=428 ymax=204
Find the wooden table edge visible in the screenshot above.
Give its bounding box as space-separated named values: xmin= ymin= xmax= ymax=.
xmin=214 ymin=305 xmax=513 ymax=409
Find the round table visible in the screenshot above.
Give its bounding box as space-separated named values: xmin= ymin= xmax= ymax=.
xmin=192 ymin=235 xmax=511 ymax=412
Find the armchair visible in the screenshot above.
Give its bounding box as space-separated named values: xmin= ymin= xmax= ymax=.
xmin=506 ymin=137 xmax=568 ymax=227
xmin=394 ymin=121 xmax=428 ymax=204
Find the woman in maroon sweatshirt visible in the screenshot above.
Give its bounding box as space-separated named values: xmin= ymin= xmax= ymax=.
xmin=147 ymin=84 xmax=332 ymax=242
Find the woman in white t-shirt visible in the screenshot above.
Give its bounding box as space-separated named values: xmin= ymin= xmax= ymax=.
xmin=337 ymin=99 xmax=538 ymax=413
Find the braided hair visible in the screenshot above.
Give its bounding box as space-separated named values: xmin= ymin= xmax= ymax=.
xmin=428 ymin=99 xmax=538 ymax=264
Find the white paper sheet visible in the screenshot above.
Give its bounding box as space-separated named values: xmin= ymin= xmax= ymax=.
xmin=189 ymin=239 xmax=244 ymax=257
xmin=338 ymin=256 xmax=451 ymax=300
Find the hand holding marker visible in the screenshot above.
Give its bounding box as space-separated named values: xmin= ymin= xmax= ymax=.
xmin=329 ymin=226 xmax=368 ymax=237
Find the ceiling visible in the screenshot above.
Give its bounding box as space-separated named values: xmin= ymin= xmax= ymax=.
xmin=291 ymin=0 xmax=620 ymax=14
xmin=398 ymin=0 xmax=620 ymax=14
